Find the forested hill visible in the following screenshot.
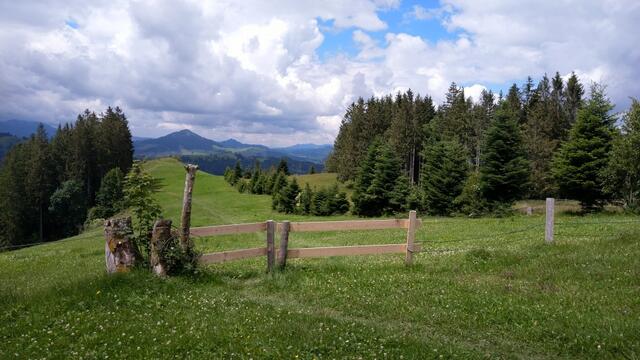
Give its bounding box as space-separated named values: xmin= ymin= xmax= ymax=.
xmin=134 ymin=129 xmax=328 ymax=174
xmin=326 ymin=72 xmax=640 ymax=215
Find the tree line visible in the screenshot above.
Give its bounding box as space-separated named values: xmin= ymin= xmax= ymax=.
xmin=224 ymin=159 xmax=349 ymax=216
xmin=327 ymin=72 xmax=640 ymax=215
xmin=0 ymin=107 xmax=134 ymax=249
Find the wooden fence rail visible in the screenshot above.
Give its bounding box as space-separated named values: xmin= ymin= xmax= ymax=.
xmin=192 ymin=211 xmax=422 ymax=271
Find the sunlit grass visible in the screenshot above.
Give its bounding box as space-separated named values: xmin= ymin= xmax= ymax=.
xmin=1 ymin=158 xmax=639 ymax=358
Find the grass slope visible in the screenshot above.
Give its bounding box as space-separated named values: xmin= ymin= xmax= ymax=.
xmin=1 ymin=158 xmax=639 ymax=359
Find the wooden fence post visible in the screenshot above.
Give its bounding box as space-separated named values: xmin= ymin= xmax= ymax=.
xmin=150 ymin=219 xmax=172 ymax=276
xmin=545 ymin=198 xmax=555 ymax=244
xmin=278 ymin=221 xmax=290 ymax=269
xmin=266 ymin=220 xmax=275 ymax=273
xmin=405 ymin=210 xmax=417 ymax=265
xmin=180 ymin=164 xmax=198 ymax=250
xmin=526 ymin=207 xmax=533 ymax=216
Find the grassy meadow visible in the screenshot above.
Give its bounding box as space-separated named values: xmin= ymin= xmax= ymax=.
xmin=1 ymin=157 xmax=639 ymax=359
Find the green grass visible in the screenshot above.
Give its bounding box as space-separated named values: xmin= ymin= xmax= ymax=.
xmin=290 ymin=172 xmax=352 ymax=196
xmin=1 ymin=157 xmax=639 ymax=359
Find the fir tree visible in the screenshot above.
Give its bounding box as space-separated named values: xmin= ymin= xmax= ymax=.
xmin=351 ymin=140 xmax=382 ymax=216
xmin=553 ymin=84 xmax=616 ymax=211
xmin=92 ymin=167 xmax=125 ymax=219
xmin=297 ymin=183 xmax=313 ymax=214
xmin=367 ymin=143 xmax=402 ymax=216
xmin=602 ymin=99 xmax=640 ymax=211
xmin=276 ymin=178 xmax=300 ymax=213
xmin=421 ymin=140 xmax=469 ymax=215
xmin=277 ymin=159 xmax=290 ymax=176
xmin=48 ymin=180 xmax=87 ymax=238
xmin=479 ymin=104 xmax=530 ymax=207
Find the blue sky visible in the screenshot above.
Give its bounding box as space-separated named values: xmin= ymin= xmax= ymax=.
xmin=1 ymin=0 xmax=638 ymax=146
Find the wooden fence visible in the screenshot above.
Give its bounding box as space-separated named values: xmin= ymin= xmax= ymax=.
xmin=190 ymin=210 xmax=422 ymax=271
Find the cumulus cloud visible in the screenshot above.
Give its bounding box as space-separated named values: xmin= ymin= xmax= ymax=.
xmin=0 ymin=0 xmax=638 ymax=146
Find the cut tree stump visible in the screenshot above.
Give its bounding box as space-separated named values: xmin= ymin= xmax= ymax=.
xmin=104 ymin=217 xmax=138 ymax=273
xmin=150 ymin=219 xmax=173 ymax=276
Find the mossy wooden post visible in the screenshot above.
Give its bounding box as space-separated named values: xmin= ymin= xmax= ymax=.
xmin=278 ymin=221 xmax=290 ymax=269
xmin=150 ymin=219 xmax=172 ymax=276
xmin=545 ymin=198 xmax=555 ymax=244
xmin=104 ymin=217 xmax=138 ymax=273
xmin=180 ymin=164 xmax=198 ymax=250
xmin=405 ymin=210 xmax=417 ymax=265
xmin=266 ymin=220 xmax=275 ymax=273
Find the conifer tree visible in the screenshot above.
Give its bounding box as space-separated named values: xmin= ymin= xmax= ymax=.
xmin=351 ymin=140 xmax=382 ymax=216
xmin=421 ymin=140 xmax=469 ymax=215
xmin=276 ymin=178 xmax=300 ymax=213
xmin=479 ymin=105 xmax=530 ymax=207
xmin=367 ymin=143 xmax=402 ymax=216
xmin=553 ymin=84 xmax=616 ymax=210
xmin=297 ymin=183 xmax=313 ymax=214
xmin=602 ymin=99 xmax=640 ymax=211
xmin=92 ymin=167 xmax=125 ymax=219
xmin=48 ymin=180 xmax=87 ymax=238
xmin=277 ymin=159 xmax=290 ymax=176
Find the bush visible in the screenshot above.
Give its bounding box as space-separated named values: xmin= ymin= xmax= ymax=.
xmin=156 ymin=231 xmax=200 ymax=275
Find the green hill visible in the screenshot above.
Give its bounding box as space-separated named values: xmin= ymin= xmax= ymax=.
xmin=1 ymin=158 xmax=639 ymax=358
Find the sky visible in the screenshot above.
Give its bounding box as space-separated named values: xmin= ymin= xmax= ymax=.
xmin=1 ymin=0 xmax=639 ymax=146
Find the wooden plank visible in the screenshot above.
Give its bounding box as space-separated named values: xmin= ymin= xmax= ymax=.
xmin=199 ymin=247 xmax=267 ymax=264
xmin=545 ymin=197 xmax=555 ymax=244
xmin=287 ymin=243 xmax=422 ymax=259
xmin=190 ymin=222 xmax=267 ymax=237
xmin=278 ymin=221 xmax=290 ymax=269
xmin=405 ymin=210 xmax=417 ymax=265
xmin=266 ymin=220 xmax=275 ymax=273
xmin=289 ymin=219 xmax=408 ymax=232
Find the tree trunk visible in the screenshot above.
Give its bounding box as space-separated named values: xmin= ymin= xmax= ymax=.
xmin=104 ymin=217 xmax=138 ymax=273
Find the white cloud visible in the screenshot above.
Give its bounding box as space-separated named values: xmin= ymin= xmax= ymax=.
xmin=0 ymin=0 xmax=639 ymax=147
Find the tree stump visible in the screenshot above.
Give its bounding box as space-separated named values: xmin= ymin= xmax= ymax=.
xmin=104 ymin=217 xmax=138 ymax=273
xmin=150 ymin=219 xmax=172 ymax=276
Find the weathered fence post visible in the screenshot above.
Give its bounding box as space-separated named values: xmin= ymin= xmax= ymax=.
xmin=180 ymin=164 xmax=198 ymax=250
xmin=266 ymin=220 xmax=276 ymax=273
xmin=150 ymin=219 xmax=172 ymax=276
xmin=278 ymin=221 xmax=290 ymax=269
xmin=526 ymin=207 xmax=533 ymax=216
xmin=104 ymin=217 xmax=138 ymax=273
xmin=405 ymin=210 xmax=417 ymax=265
xmin=545 ymin=198 xmax=555 ymax=244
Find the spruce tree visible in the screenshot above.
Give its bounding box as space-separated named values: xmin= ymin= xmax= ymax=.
xmin=351 ymin=140 xmax=381 ymax=216
xmin=421 ymin=140 xmax=469 ymax=215
xmin=276 ymin=178 xmax=300 ymax=213
xmin=297 ymin=183 xmax=313 ymax=214
xmin=93 ymin=167 xmax=125 ymax=219
xmin=602 ymin=99 xmax=640 ymax=211
xmin=367 ymin=143 xmax=401 ymax=216
xmin=389 ymin=174 xmax=411 ymax=213
xmin=553 ymin=84 xmax=616 ymax=210
xmin=277 ymin=159 xmax=290 ymax=176
xmin=479 ymin=104 xmax=530 ymax=207
xmin=48 ymin=180 xmax=87 ymax=238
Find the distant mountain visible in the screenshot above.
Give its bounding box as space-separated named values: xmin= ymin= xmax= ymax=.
xmin=218 ymin=138 xmax=268 ymax=150
xmin=134 ymin=129 xmax=220 ymax=157
xmin=0 ymin=119 xmax=57 ymax=138
xmin=134 ymin=129 xmax=333 ymax=164
xmin=133 ymin=129 xmax=331 ymax=175
xmin=273 ymin=143 xmax=333 ymax=163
